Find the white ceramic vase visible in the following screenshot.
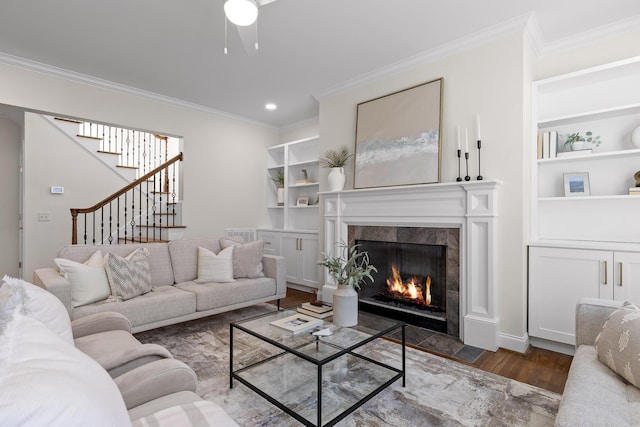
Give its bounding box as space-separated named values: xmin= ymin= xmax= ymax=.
xmin=631 ymin=124 xmax=640 ymax=149
xmin=333 ymin=284 xmax=358 ymax=327
xmin=327 ymin=167 xmax=346 ymax=192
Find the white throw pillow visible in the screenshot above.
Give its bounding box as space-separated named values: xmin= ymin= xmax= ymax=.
xmin=55 ymin=250 xmax=111 ymax=307
xmin=105 ymin=248 xmax=152 ymax=301
xmin=0 ymin=310 xmax=131 ymax=427
xmin=195 ymin=246 xmax=235 ymax=283
xmin=1 ymin=275 xmax=73 ymax=345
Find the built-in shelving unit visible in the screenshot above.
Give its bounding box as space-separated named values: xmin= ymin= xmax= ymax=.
xmin=529 ymin=57 xmax=640 ymax=354
xmin=261 ymin=136 xmax=320 ymax=290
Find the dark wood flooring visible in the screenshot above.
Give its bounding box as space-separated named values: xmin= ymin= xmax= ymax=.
xmin=272 ymin=288 xmax=572 ymax=394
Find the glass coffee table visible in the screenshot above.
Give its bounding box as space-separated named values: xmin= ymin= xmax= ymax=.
xmin=230 ymin=309 xmax=405 ymax=427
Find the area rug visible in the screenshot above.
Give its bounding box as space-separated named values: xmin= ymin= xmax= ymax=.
xmin=136 ymin=304 xmax=560 ymax=426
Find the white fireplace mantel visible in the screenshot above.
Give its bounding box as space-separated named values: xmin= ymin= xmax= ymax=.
xmin=319 ymin=180 xmax=501 ymax=351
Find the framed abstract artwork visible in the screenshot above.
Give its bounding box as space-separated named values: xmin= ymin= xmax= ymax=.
xmin=354 ymin=78 xmax=443 ymax=189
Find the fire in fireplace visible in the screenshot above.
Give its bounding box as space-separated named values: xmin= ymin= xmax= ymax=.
xmin=384 ymin=266 xmax=432 ymax=307
xmin=355 ymin=238 xmax=447 ymax=331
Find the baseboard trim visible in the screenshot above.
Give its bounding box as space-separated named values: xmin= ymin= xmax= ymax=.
xmin=498 ymin=332 xmax=531 ymax=354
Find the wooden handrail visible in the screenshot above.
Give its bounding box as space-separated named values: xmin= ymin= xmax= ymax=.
xmin=70 ymin=152 xmax=182 ymax=244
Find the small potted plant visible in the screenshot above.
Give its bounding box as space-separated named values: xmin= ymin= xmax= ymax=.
xmin=319 ymin=146 xmax=353 ymax=191
xmin=563 ymin=131 xmax=601 ymax=151
xmin=318 ymin=242 xmax=377 ymax=326
xmin=270 ymin=169 xmax=285 ymax=205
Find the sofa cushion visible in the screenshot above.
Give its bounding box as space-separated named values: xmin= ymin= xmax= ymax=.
xmin=176 ymin=277 xmax=276 ymax=311
xmin=57 ymin=243 xmax=175 ymax=288
xmin=556 ymin=345 xmax=640 ymax=427
xmin=1 ymin=275 xmax=73 ymax=345
xmin=219 ymin=239 xmax=264 ymax=279
xmin=595 ymin=304 xmax=640 ymax=388
xmin=73 ymin=285 xmax=196 ymax=328
xmin=0 ymin=310 xmax=130 ymax=427
xmin=168 ymin=238 xmax=222 ymax=284
xmin=195 ymin=246 xmax=235 ymax=284
xmin=55 ymin=250 xmax=111 ymax=307
xmin=106 ymin=248 xmax=153 ymax=301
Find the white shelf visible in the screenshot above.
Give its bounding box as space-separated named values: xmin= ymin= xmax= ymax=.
xmin=538 ymin=103 xmax=640 ymax=128
xmin=290 ymin=159 xmax=318 ymax=167
xmin=265 ymin=136 xmax=319 ymax=231
xmin=538 ymin=148 xmax=640 ymax=164
xmin=538 ymin=195 xmax=640 ymax=202
xmin=289 ymin=182 xmax=319 ymax=188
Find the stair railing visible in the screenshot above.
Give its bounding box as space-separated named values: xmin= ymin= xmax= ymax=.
xmin=70 ymin=153 xmax=183 ymax=245
xmin=77 ymin=121 xmax=173 ymax=180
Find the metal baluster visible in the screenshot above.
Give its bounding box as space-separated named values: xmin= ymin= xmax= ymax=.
xmin=83 ymin=214 xmax=87 ymax=245
xmin=123 ymin=193 xmax=127 ymax=244
xmin=108 ymin=201 xmax=113 ymax=244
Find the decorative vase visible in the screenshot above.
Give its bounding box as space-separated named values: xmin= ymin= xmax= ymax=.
xmin=571 ymin=140 xmax=585 ymax=151
xmin=327 ymin=167 xmax=345 ymax=192
xmin=277 ymin=187 xmax=284 ymax=206
xmin=631 ymin=124 xmax=640 ymax=149
xmin=332 ymin=284 xmax=358 ymax=327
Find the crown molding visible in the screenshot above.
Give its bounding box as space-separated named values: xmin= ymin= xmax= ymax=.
xmin=535 ymin=14 xmax=640 ymax=57
xmin=316 ymin=13 xmax=640 ymax=101
xmin=0 ymin=51 xmax=277 ymax=130
xmin=314 ymin=13 xmax=532 ymax=101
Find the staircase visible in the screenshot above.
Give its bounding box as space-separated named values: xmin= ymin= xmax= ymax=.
xmin=46 ymin=115 xmax=186 ymax=245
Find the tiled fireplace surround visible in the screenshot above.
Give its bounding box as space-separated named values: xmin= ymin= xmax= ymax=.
xmin=320 ymin=181 xmax=500 ymax=351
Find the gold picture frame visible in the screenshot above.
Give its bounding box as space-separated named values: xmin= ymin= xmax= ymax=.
xmin=354 ymin=78 xmax=443 ymax=189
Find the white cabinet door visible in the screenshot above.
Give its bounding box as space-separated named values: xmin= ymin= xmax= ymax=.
xmin=529 ymin=246 xmax=612 ymax=345
xmin=613 ymin=251 xmax=640 ymax=304
xmin=280 ymin=235 xmax=301 ymax=284
xmin=299 ymin=234 xmax=319 ymax=287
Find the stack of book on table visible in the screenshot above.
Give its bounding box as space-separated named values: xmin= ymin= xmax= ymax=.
xmin=297 ymin=302 xmax=333 ymax=319
xmin=630 ymin=187 xmax=640 ymax=196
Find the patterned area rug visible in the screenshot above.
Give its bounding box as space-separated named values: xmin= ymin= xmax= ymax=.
xmin=136 ymin=304 xmax=560 ymax=426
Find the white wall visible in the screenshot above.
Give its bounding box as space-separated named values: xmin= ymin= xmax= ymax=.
xmin=0 ymin=117 xmax=21 ymax=277
xmin=279 ymin=118 xmax=319 ymax=143
xmin=317 ymin=28 xmax=640 ymax=349
xmin=0 ymin=62 xmax=279 ymax=280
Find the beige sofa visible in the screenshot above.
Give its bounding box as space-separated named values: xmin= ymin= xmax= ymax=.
xmin=555 ymin=298 xmax=640 ymax=426
xmin=33 ymin=238 xmax=286 ymax=333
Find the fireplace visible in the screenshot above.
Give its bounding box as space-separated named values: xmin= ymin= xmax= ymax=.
xmin=321 ymin=181 xmax=500 ymax=351
xmin=350 ymin=226 xmax=459 ymax=336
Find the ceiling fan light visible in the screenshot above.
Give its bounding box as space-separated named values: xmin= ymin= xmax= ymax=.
xmin=224 ymin=0 xmax=258 ymax=27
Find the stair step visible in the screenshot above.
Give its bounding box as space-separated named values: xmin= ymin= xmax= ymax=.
xmin=77 ymin=134 xmax=102 ymax=141
xmin=154 ymin=212 xmax=177 ymax=216
xmin=117 ymin=165 xmax=138 ymax=170
xmin=137 ymin=225 xmax=187 ymax=229
xmin=97 ymin=150 xmax=121 ymax=155
xmin=118 ymin=237 xmax=170 ymax=244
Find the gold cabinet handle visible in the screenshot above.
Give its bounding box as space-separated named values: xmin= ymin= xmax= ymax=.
xmin=604 ymin=261 xmax=608 ymax=285
xmin=299 ymin=238 xmax=303 ymax=251
xmin=619 ymin=262 xmax=623 ymax=287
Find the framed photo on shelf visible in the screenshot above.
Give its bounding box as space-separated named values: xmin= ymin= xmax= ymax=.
xmin=296 ymin=196 xmax=309 ymax=207
xmin=270 ymin=314 xmax=322 ymax=334
xmin=564 ymin=172 xmax=591 ymax=197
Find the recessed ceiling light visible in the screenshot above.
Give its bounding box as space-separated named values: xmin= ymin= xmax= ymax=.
xmin=265 ymin=103 xmax=277 ymax=110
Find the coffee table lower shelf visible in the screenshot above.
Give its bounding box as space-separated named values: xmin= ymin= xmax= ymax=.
xmin=230 ymin=322 xmax=405 ymax=427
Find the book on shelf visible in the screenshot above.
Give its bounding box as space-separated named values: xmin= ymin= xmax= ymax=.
xmin=297 ymin=307 xmax=333 ymax=319
xmin=295 ymin=179 xmax=315 ymax=185
xmin=629 ymin=187 xmax=640 ymax=195
xmin=556 ymin=149 xmax=593 ymax=158
xmin=270 ymin=314 xmax=323 ymax=334
xmin=537 ymin=131 xmax=558 ymax=159
xmin=300 ymin=302 xmax=333 ymax=313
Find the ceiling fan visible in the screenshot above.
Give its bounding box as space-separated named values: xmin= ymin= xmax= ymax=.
xmin=223 ymin=0 xmax=279 ymax=55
